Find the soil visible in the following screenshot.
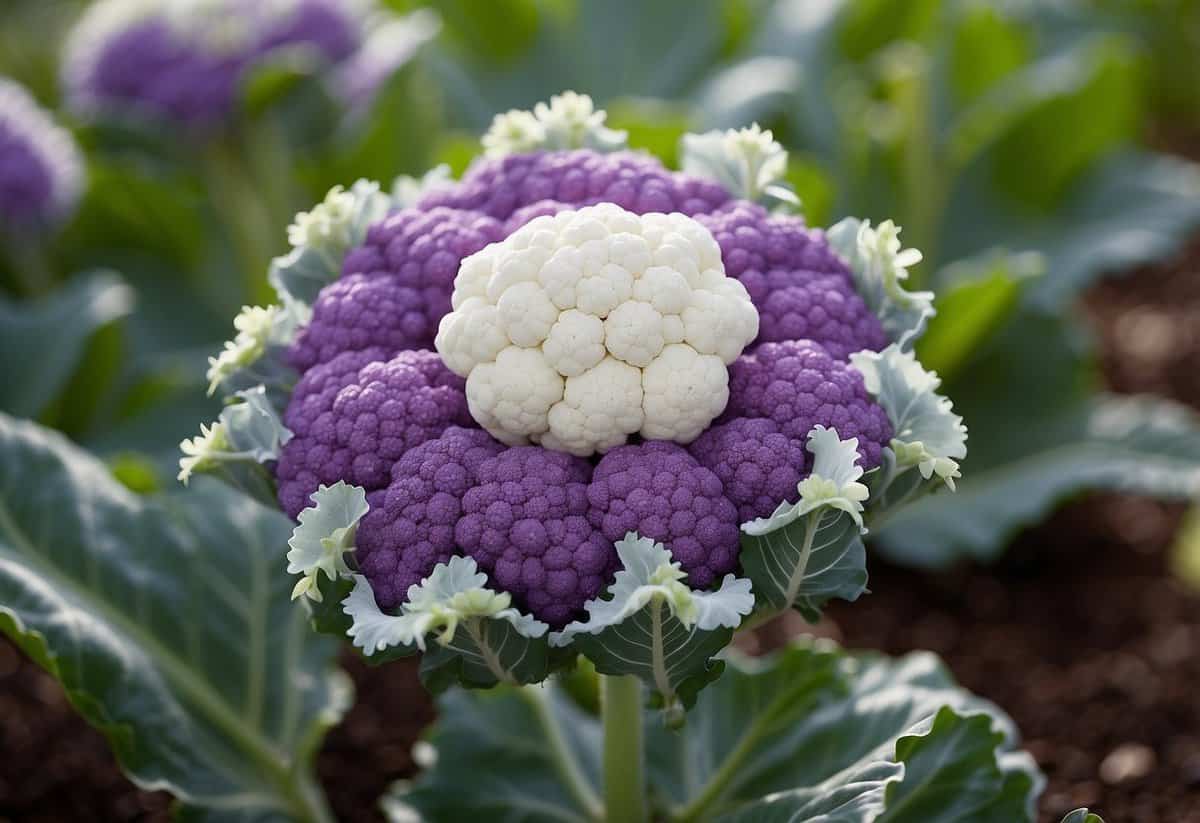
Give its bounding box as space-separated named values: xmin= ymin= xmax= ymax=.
xmin=2 ymin=242 xmax=1199 ymax=822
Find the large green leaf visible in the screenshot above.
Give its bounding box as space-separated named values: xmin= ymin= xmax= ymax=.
xmin=0 ymin=414 xmax=348 ymax=821
xmin=387 ymin=641 xmax=1041 ymax=822
xmin=0 ymin=272 xmax=134 ymax=419
xmin=876 ymin=394 xmax=1200 ymax=566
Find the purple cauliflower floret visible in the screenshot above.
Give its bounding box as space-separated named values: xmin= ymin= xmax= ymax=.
xmin=689 ymin=418 xmax=807 ymax=523
xmin=0 ymin=79 xmax=83 ymax=231
xmin=356 ymin=427 xmax=504 ymax=610
xmin=455 ymin=447 xmax=614 ymax=628
xmin=64 ymin=0 xmax=361 ymax=128
xmin=725 ymin=340 xmax=892 ymax=469
xmin=418 ymin=150 xmax=730 ymax=221
xmin=335 ymin=206 xmax=505 ymax=346
xmin=503 ymin=199 xmax=574 ymax=235
xmin=275 ymin=347 xmax=471 ymax=518
xmin=288 ymin=273 xmax=431 ymax=372
xmin=587 ymin=442 xmax=740 ymax=588
xmin=698 ymin=202 xmax=888 ymax=359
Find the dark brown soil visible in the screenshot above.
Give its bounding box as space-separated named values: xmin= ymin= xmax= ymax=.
xmin=2 ymin=242 xmax=1199 ymax=822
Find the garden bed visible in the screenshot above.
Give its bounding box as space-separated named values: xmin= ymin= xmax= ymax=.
xmin=1 ymin=236 xmax=1198 ymax=822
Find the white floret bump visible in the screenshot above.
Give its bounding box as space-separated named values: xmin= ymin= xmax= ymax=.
xmin=435 ymin=203 xmax=760 ymax=455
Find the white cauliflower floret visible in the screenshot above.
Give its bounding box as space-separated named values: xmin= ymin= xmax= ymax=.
xmin=540 ymin=357 xmax=644 ymax=455
xmin=465 ymin=347 xmax=562 ymax=444
xmin=435 ymin=203 xmax=760 ymax=455
xmin=641 ymin=344 xmax=729 ymax=441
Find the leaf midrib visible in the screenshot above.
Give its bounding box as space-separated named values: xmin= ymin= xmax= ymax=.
xmin=0 ymin=495 xmax=297 ymax=812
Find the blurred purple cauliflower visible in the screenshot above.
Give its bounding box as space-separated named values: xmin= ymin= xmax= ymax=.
xmin=725 ymin=340 xmax=893 ymax=469
xmin=417 ymin=150 xmax=730 ymax=221
xmin=0 ymin=79 xmax=83 ymax=231
xmin=689 ymin=417 xmax=807 ymax=522
xmin=698 ymin=202 xmax=887 ymax=359
xmin=455 ymin=447 xmax=614 ymax=627
xmin=357 ymin=427 xmax=504 ymax=610
xmin=64 ymin=0 xmax=361 ymax=128
xmin=588 ymin=442 xmax=740 ymax=588
xmin=275 ymin=347 xmax=472 ymax=518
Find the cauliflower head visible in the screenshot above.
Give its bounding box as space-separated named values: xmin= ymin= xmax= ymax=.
xmin=435 ymin=203 xmax=760 ymax=456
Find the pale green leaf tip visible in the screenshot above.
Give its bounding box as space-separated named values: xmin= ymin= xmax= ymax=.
xmin=550 ymin=532 xmax=754 ymax=647
xmin=481 ymin=91 xmax=628 ymax=158
xmin=343 ymin=556 xmax=548 ymax=654
xmin=177 ymin=387 xmax=293 ymax=485
xmin=851 ymin=345 xmax=967 ymax=490
xmin=743 ymin=425 xmax=869 ymax=535
xmin=680 ymin=123 xmax=796 ymax=208
xmin=826 ymin=217 xmax=934 ymax=348
xmin=287 ymin=481 xmax=370 ymax=601
xmin=206 ymin=305 xmax=282 ymax=395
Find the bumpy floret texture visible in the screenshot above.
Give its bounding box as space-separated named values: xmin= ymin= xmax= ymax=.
xmin=65 ymin=0 xmax=360 ymax=126
xmin=293 ymin=207 xmax=506 ymax=372
xmin=356 ymin=427 xmax=504 ymax=610
xmin=275 ymin=347 xmax=472 ymax=518
xmin=288 ymin=274 xmax=431 ymax=372
xmin=0 ymin=79 xmax=83 ymax=228
xmin=455 ymin=447 xmax=614 ymax=627
xmin=725 ymin=340 xmax=893 ymax=469
xmin=689 ymin=417 xmax=807 ymax=522
xmin=436 ymin=203 xmax=759 ymax=455
xmin=418 ymin=149 xmax=730 ymax=221
xmin=587 ymin=442 xmax=740 ymax=588
xmin=697 ymin=202 xmax=887 ymax=359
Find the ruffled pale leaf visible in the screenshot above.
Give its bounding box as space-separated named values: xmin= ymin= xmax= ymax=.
xmin=206 ymin=302 xmax=305 ymax=405
xmin=827 ymin=217 xmax=934 ymax=349
xmin=286 ymin=481 xmax=369 ymax=602
xmin=852 ymin=345 xmax=967 ymax=490
xmin=176 ymin=387 xmax=292 ymax=486
xmin=681 ymin=124 xmax=798 ymax=209
xmin=744 ymin=425 xmax=869 ymax=535
xmin=551 ymin=533 xmax=753 ymax=710
xmin=343 ymin=557 xmax=551 ymax=691
xmin=269 ymin=180 xmax=392 ymax=308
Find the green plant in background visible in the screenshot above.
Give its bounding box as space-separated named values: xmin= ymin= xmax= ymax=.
xmin=0 ymin=0 xmax=443 ymax=484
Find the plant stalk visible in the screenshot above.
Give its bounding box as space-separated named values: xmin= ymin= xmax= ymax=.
xmin=522 ymin=685 xmax=604 ymax=821
xmin=601 ymin=674 xmax=645 ymax=823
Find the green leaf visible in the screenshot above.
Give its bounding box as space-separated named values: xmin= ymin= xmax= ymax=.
xmin=551 ymin=534 xmax=753 ymax=709
xmin=877 ymin=394 xmax=1200 ymax=567
xmin=651 ymin=642 xmax=1040 ymax=822
xmin=385 ymin=681 xmax=604 ymax=823
xmin=1060 ymin=810 xmax=1104 ymax=823
xmin=389 ymin=641 xmax=1041 ymax=822
xmin=916 ymin=251 xmax=1041 ymax=381
xmin=0 ymin=413 xmax=347 ymax=821
xmin=0 ymin=272 xmax=134 ymax=419
xmin=740 ymin=510 xmax=868 ymax=620
xmin=341 ymin=556 xmax=553 ymax=692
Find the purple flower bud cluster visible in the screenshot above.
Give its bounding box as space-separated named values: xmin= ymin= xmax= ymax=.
xmin=0 ymin=79 xmax=84 ymax=232
xmin=418 ymin=149 xmax=732 ymax=222
xmin=697 ymin=202 xmax=888 ymax=359
xmin=275 ymin=147 xmax=904 ymax=625
xmin=63 ymin=0 xmax=361 ymax=128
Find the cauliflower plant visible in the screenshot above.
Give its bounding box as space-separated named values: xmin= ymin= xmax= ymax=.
xmin=435 ymin=203 xmax=760 ymax=455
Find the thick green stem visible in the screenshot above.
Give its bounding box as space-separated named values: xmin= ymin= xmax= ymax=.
xmin=601 ymin=675 xmax=645 ymax=823
xmin=522 ymin=686 xmax=604 ymax=821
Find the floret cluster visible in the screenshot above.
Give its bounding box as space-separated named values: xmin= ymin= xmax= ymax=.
xmin=193 ymin=94 xmax=959 ymax=639
xmin=0 ymin=78 xmax=84 ymax=231
xmin=63 ymin=0 xmax=363 ymax=126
